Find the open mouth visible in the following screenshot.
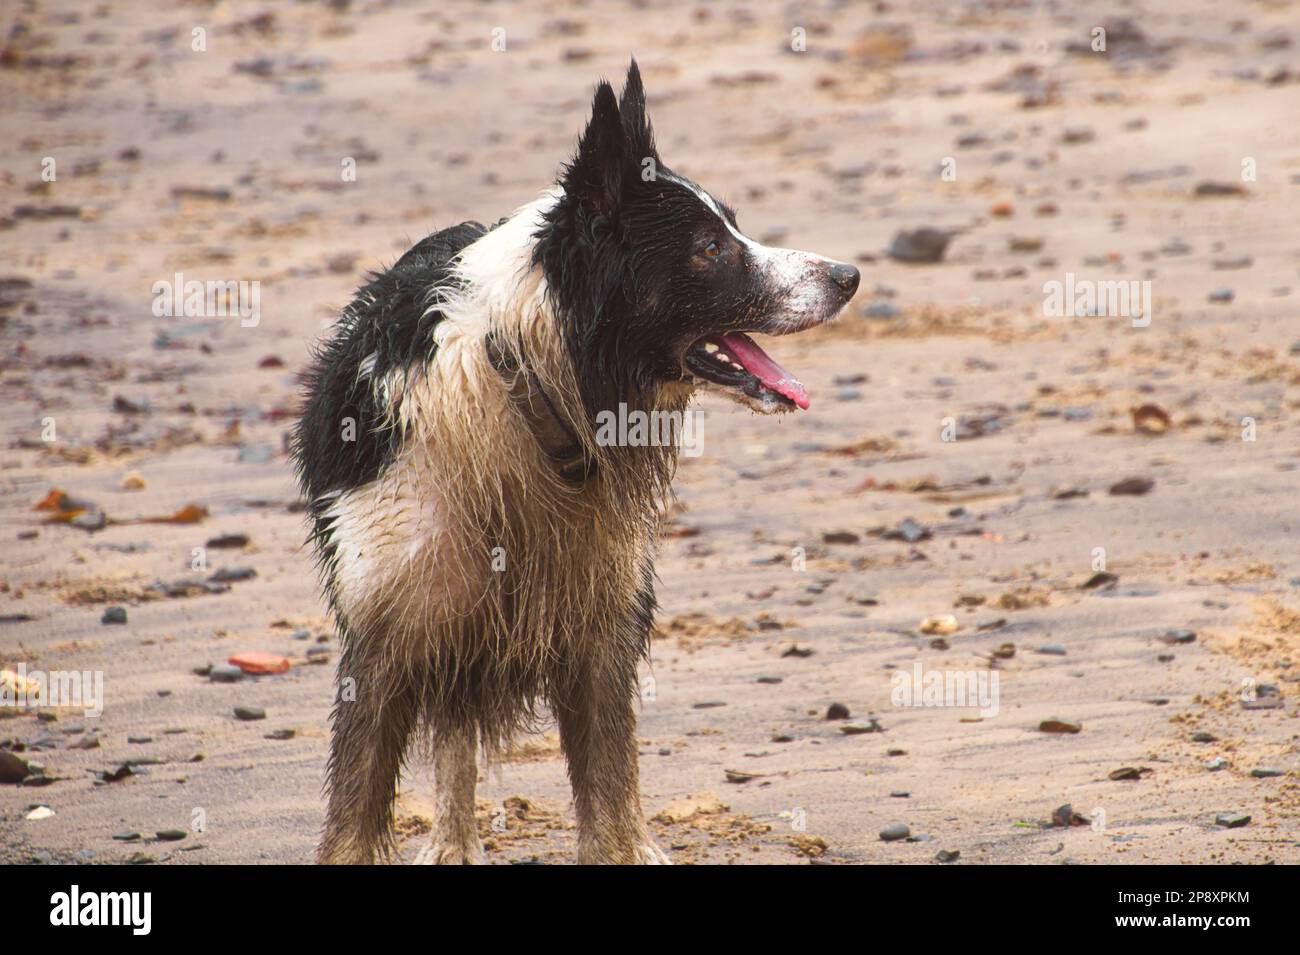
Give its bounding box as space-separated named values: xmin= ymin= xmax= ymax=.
xmin=683 ymin=332 xmax=810 ymax=410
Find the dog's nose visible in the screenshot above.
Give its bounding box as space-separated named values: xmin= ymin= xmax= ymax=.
xmin=829 ymin=263 xmax=860 ymax=296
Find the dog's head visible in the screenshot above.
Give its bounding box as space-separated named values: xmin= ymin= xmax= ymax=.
xmin=534 ymin=60 xmax=859 ymax=417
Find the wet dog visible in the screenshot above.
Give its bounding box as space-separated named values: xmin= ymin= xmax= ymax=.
xmin=292 ymin=60 xmax=858 ymax=864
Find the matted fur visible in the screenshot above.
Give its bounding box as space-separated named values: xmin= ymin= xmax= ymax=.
xmin=294 ymin=60 xmax=856 ymax=864
xmin=319 ymin=192 xmax=680 ymax=740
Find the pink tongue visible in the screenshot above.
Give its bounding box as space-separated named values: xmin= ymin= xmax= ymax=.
xmin=719 ymin=332 xmax=810 ymax=410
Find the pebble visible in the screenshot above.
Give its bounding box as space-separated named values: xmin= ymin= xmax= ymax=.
xmin=1109 ymin=476 xmax=1154 ymax=496
xmin=1250 ymin=767 xmax=1284 ymax=778
xmin=919 ymin=615 xmax=959 ymax=635
xmin=825 ymin=702 xmax=851 ymax=720
xmin=1214 ymin=812 xmax=1250 ymax=829
xmin=209 ymin=663 xmax=244 ymax=683
xmin=1207 ymin=288 xmax=1234 ymax=303
xmin=885 ymin=518 xmax=931 ymax=543
xmin=887 ymin=228 xmax=952 ymax=264
xmin=101 ymin=606 xmax=128 ymax=625
xmin=1039 ymin=718 xmax=1082 ymax=734
xmin=233 ymin=706 xmax=266 ymax=721
xmin=209 ymin=565 xmax=257 ymax=583
xmin=1191 ymin=732 xmax=1217 ymax=743
xmin=860 ymin=300 xmax=900 ymax=319
xmin=822 ymin=530 xmax=860 ymax=545
xmin=890 ymin=790 xmax=910 ymax=798
xmin=0 ymin=751 xmax=32 ymax=783
xmin=880 ymin=823 xmax=910 ymax=842
xmin=155 ymin=828 xmax=187 ymax=841
xmin=26 ymin=806 xmax=54 ymax=820
xmin=1161 ymin=629 xmax=1196 ymax=645
xmin=1036 ymin=644 xmax=1068 ymax=655
xmin=935 ymin=849 xmax=960 ymax=863
xmin=1205 ymin=757 xmax=1228 ymax=771
xmin=841 ymin=719 xmax=884 ymax=735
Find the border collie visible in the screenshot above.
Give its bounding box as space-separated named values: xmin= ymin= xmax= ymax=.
xmin=292 ymin=60 xmax=859 ymax=865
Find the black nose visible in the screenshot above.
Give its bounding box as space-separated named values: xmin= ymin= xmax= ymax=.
xmin=829 ymin=263 xmax=860 ymax=296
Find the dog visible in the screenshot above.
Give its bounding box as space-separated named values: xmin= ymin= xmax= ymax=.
xmin=292 ymin=60 xmax=859 ymax=864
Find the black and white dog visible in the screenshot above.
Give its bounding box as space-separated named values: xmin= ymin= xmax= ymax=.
xmin=293 ymin=60 xmax=858 ymax=864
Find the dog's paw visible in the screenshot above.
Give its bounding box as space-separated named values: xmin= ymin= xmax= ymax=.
xmin=413 ymin=840 xmax=486 ymax=865
xmin=634 ymin=840 xmax=672 ymax=865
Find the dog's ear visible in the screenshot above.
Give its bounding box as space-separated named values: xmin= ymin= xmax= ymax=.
xmin=619 ymin=58 xmax=656 ymax=161
xmin=565 ymin=79 xmax=629 ymax=221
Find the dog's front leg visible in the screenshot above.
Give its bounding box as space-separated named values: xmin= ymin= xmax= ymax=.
xmin=413 ymin=721 xmax=485 ymax=864
xmin=553 ymin=651 xmax=669 ymax=865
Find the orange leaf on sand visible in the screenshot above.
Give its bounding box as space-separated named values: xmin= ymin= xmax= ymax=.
xmin=142 ymin=503 xmax=210 ymax=524
xmin=229 ymin=652 xmax=291 ymax=675
xmin=33 ymin=488 xmax=69 ymax=511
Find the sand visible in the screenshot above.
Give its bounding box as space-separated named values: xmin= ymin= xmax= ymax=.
xmin=1 ymin=0 xmax=1297 ymax=864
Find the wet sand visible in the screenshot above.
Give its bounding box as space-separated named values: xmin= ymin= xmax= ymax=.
xmin=1 ymin=0 xmax=1297 ymax=863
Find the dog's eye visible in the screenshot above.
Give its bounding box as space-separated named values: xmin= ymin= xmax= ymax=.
xmin=703 ymin=241 xmax=720 ymax=259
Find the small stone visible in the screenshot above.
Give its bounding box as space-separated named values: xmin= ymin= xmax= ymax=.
xmin=155 ymin=828 xmax=187 ymax=841
xmin=112 ymin=832 xmax=142 ymax=842
xmin=1214 ymin=812 xmax=1250 ymax=828
xmin=0 ymin=751 xmax=32 ymax=784
xmin=825 ymin=702 xmax=851 ymax=720
xmin=841 ymin=719 xmax=884 ymax=735
xmin=1205 ymin=757 xmax=1228 ymax=771
xmin=860 ymin=300 xmax=900 ymax=319
xmin=1039 ymin=718 xmax=1081 ymax=734
xmin=1109 ymin=476 xmax=1154 ymax=496
xmin=880 ymin=823 xmax=910 ymax=842
xmin=1193 ymin=181 xmax=1247 ymax=198
xmin=890 ymin=790 xmax=910 ymax=798
xmin=1161 ymin=629 xmax=1196 ymax=645
xmin=264 ymin=729 xmax=296 ymax=741
xmin=1207 ymin=288 xmax=1234 ymax=303
xmin=209 ymin=566 xmax=256 ymax=583
xmin=919 ymin=615 xmax=959 ymax=635
xmin=233 ymin=706 xmax=266 ymax=721
xmin=1250 ymin=767 xmax=1285 ymax=778
xmin=887 ymin=228 xmax=951 ymax=264
xmin=822 ymin=530 xmax=860 ymax=545
xmin=1080 ymin=571 xmax=1117 ymax=589
xmin=101 ymin=606 xmax=128 ymax=625
xmin=935 ymin=849 xmax=960 ymax=863
xmin=208 ymin=663 xmax=243 ymax=683
xmin=1191 ymin=732 xmax=1217 ymax=743
xmin=1036 ymin=644 xmax=1067 ymax=656
xmin=26 ymin=806 xmax=55 ymax=820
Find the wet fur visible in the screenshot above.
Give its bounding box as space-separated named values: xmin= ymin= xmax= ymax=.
xmin=293 ymin=61 xmax=853 ymax=865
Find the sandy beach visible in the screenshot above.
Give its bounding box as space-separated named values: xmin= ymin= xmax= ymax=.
xmin=1 ymin=0 xmax=1297 ymax=864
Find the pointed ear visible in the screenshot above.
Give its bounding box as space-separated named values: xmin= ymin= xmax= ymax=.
xmin=564 ymin=80 xmax=629 ymax=221
xmin=618 ymin=58 xmax=656 ymax=160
